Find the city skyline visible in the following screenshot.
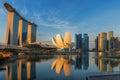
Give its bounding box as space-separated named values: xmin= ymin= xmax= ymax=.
xmin=0 ymin=0 xmax=120 ymax=43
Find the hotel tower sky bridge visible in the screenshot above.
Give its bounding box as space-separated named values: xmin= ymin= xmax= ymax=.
xmin=4 ymin=2 xmax=37 ymax=47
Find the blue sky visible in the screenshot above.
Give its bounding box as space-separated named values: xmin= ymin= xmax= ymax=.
xmin=0 ymin=0 xmax=120 ymax=44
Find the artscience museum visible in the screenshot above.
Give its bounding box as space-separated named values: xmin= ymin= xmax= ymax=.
xmin=51 ymin=32 xmax=72 ymax=50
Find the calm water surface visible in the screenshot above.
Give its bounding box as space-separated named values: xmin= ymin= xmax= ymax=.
xmin=0 ymin=52 xmax=120 ymax=80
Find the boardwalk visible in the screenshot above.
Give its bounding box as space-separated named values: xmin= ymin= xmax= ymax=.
xmin=87 ymin=72 xmax=120 ymax=80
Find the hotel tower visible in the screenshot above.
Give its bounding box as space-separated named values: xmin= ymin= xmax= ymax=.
xmin=4 ymin=2 xmax=37 ymax=46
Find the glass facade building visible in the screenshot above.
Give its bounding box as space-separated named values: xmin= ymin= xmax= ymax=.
xmin=97 ymin=32 xmax=107 ymax=51
xmin=4 ymin=3 xmax=37 ymax=46
xmin=108 ymin=31 xmax=114 ymax=50
xmin=5 ymin=12 xmax=20 ymax=46
xmin=75 ymin=34 xmax=82 ymax=49
xmin=95 ymin=36 xmax=98 ymax=51
xmin=18 ymin=18 xmax=28 ymax=46
xmin=83 ymin=33 xmax=89 ymax=51
xmin=27 ymin=23 xmax=37 ymax=44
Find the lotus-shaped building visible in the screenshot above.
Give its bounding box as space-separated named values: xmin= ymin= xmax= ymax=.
xmin=52 ymin=32 xmax=72 ymax=50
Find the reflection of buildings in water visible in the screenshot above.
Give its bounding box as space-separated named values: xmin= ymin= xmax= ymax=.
xmin=51 ymin=56 xmax=72 ymax=76
xmin=95 ymin=52 xmax=120 ymax=72
xmin=17 ymin=61 xmax=27 ymax=80
xmin=6 ymin=63 xmax=18 ymax=80
xmin=96 ymin=52 xmax=108 ymax=72
xmin=75 ymin=55 xmax=82 ymax=69
xmin=6 ymin=60 xmax=36 ymax=80
xmin=27 ymin=61 xmax=36 ymax=79
xmin=75 ymin=52 xmax=89 ymax=70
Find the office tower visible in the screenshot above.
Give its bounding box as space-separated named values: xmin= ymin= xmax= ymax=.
xmin=27 ymin=23 xmax=37 ymax=44
xmin=99 ymin=32 xmax=107 ymax=51
xmin=95 ymin=36 xmax=98 ymax=51
xmin=4 ymin=3 xmax=20 ymax=46
xmin=18 ymin=18 xmax=28 ymax=46
xmin=108 ymin=31 xmax=114 ymax=50
xmin=75 ymin=34 xmax=82 ymax=49
xmin=83 ymin=33 xmax=89 ymax=50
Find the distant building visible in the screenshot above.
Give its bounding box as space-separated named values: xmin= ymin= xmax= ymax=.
xmin=75 ymin=34 xmax=82 ymax=49
xmin=75 ymin=33 xmax=89 ymax=51
xmin=112 ymin=37 xmax=120 ymax=50
xmin=108 ymin=31 xmax=114 ymax=50
xmin=95 ymin=31 xmax=117 ymax=51
xmin=99 ymin=32 xmax=107 ymax=51
xmin=83 ymin=33 xmax=89 ymax=51
xmin=95 ymin=36 xmax=98 ymax=51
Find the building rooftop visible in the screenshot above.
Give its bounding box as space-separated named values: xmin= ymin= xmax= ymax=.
xmin=4 ymin=2 xmax=37 ymax=26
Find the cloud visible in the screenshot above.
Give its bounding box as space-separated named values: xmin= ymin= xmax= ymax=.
xmin=20 ymin=0 xmax=28 ymax=16
xmin=0 ymin=8 xmax=6 ymax=15
xmin=20 ymin=6 xmax=28 ymax=16
xmin=30 ymin=12 xmax=78 ymax=32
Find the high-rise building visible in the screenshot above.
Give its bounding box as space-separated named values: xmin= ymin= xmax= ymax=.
xmin=4 ymin=3 xmax=20 ymax=46
xmin=99 ymin=32 xmax=107 ymax=51
xmin=83 ymin=33 xmax=89 ymax=50
xmin=18 ymin=18 xmax=28 ymax=46
xmin=75 ymin=34 xmax=82 ymax=49
xmin=108 ymin=31 xmax=114 ymax=50
xmin=4 ymin=3 xmax=37 ymax=46
xmin=95 ymin=36 xmax=98 ymax=51
xmin=27 ymin=23 xmax=37 ymax=44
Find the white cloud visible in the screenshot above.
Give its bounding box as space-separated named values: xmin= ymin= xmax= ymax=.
xmin=20 ymin=6 xmax=28 ymax=16
xmin=20 ymin=0 xmax=28 ymax=16
xmin=30 ymin=12 xmax=78 ymax=32
xmin=0 ymin=8 xmax=7 ymax=15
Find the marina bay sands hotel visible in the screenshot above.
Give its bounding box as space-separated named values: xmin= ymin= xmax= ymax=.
xmin=4 ymin=2 xmax=37 ymax=46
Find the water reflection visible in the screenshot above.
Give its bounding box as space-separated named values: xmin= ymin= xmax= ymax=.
xmin=95 ymin=52 xmax=120 ymax=73
xmin=1 ymin=52 xmax=120 ymax=79
xmin=75 ymin=52 xmax=89 ymax=70
xmin=6 ymin=60 xmax=36 ymax=80
xmin=51 ymin=55 xmax=74 ymax=76
xmin=51 ymin=52 xmax=89 ymax=77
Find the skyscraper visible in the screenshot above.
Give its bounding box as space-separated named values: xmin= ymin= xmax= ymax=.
xmin=99 ymin=32 xmax=107 ymax=51
xmin=27 ymin=23 xmax=37 ymax=44
xmin=83 ymin=33 xmax=89 ymax=51
xmin=75 ymin=34 xmax=82 ymax=49
xmin=108 ymin=31 xmax=114 ymax=50
xmin=95 ymin=36 xmax=98 ymax=51
xmin=4 ymin=2 xmax=37 ymax=46
xmin=18 ymin=18 xmax=28 ymax=46
xmin=4 ymin=3 xmax=20 ymax=46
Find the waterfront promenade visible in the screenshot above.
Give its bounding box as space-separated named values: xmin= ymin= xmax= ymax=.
xmin=87 ymin=72 xmax=120 ymax=80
